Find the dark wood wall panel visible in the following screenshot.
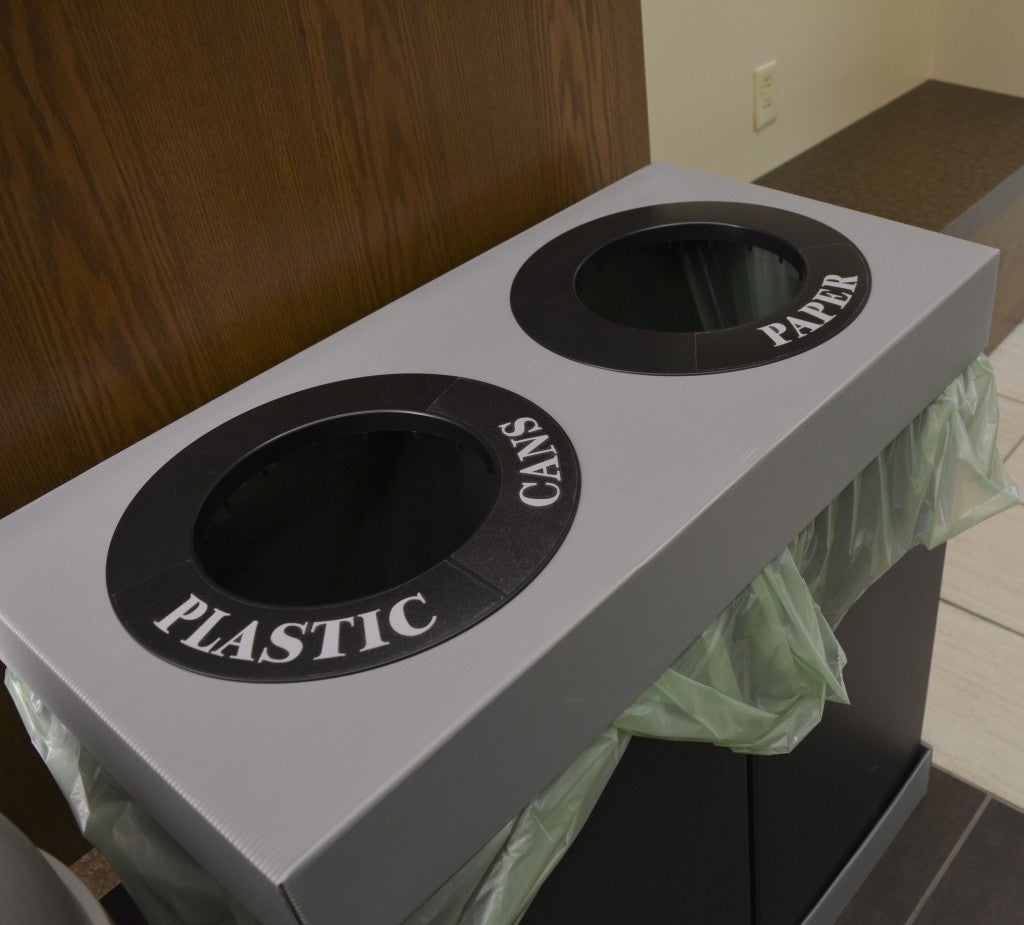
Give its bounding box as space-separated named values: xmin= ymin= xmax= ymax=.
xmin=0 ymin=0 xmax=647 ymax=861
xmin=0 ymin=0 xmax=648 ymax=519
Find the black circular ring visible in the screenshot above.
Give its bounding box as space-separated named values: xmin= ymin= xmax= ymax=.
xmin=511 ymin=202 xmax=871 ymax=374
xmin=106 ymin=374 xmax=579 ymax=682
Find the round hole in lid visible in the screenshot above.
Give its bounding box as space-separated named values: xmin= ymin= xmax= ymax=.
xmin=107 ymin=374 xmax=580 ymax=681
xmin=575 ymin=226 xmax=804 ymax=333
xmin=194 ymin=411 xmax=500 ymax=607
xmin=510 ymin=202 xmax=871 ymax=375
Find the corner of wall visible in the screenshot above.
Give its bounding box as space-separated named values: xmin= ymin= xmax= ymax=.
xmin=642 ymin=0 xmax=936 ymax=181
xmin=932 ymin=0 xmax=1024 ymax=97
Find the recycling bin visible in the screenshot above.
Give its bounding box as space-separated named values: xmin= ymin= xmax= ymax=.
xmin=0 ymin=164 xmax=1015 ymax=925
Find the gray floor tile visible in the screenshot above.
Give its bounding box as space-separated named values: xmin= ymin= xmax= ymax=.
xmin=835 ymin=769 xmax=985 ymax=925
xmin=914 ymin=798 xmax=1024 ymax=924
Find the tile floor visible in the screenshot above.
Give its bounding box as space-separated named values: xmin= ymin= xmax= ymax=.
xmin=836 ymin=327 xmax=1024 ymax=924
xmin=923 ymin=324 xmax=1024 ymax=812
xmin=836 ymin=767 xmax=1024 ymax=924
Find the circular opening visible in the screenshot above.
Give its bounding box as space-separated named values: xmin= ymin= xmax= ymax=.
xmin=194 ymin=412 xmax=500 ymax=607
xmin=575 ymin=225 xmax=805 ymax=333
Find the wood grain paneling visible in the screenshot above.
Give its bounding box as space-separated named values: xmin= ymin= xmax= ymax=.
xmin=0 ymin=0 xmax=647 ymax=862
xmin=0 ymin=0 xmax=647 ymax=518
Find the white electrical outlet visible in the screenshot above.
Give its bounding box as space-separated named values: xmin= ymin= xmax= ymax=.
xmin=754 ymin=60 xmax=777 ymax=131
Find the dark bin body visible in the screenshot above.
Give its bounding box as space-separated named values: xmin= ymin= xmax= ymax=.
xmin=524 ymin=544 xmax=944 ymax=925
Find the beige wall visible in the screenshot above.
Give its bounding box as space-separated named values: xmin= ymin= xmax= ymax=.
xmin=643 ymin=0 xmax=937 ymax=180
xmin=933 ymin=0 xmax=1024 ymax=96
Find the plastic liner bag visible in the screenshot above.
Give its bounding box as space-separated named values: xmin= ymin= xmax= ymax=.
xmin=403 ymin=727 xmax=629 ymax=925
xmin=614 ymin=541 xmax=848 ymax=755
xmin=618 ymin=354 xmax=1021 ymax=752
xmin=404 ymin=546 xmax=848 ymax=925
xmin=3 ymin=673 xmax=259 ymax=925
xmin=404 ymin=355 xmax=1020 ymax=925
xmin=6 ymin=356 xmax=1019 ymax=925
xmin=791 ymin=354 xmax=1019 ymax=627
